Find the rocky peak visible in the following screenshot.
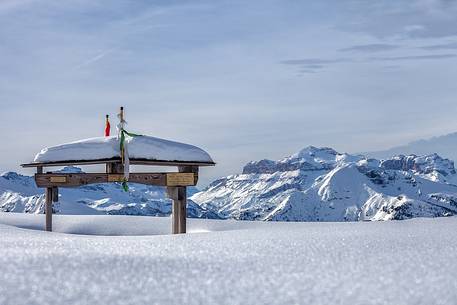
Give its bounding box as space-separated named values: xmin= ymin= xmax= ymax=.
xmin=242 ymin=146 xmax=344 ymax=175
xmin=56 ymin=166 xmax=84 ymax=173
xmin=295 ymin=146 xmax=338 ymax=158
xmin=380 ymin=154 xmax=455 ymax=176
xmin=1 ymin=172 xmax=27 ymax=181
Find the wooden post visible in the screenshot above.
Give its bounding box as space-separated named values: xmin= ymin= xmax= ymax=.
xmin=45 ymin=187 xmax=53 ymax=232
xmin=52 ymin=187 xmax=58 ymax=203
xmin=106 ymin=162 xmax=124 ymax=174
xmin=167 ymin=186 xmax=187 ymax=234
xmin=168 ymin=166 xmax=198 ymax=234
xmin=178 ymin=187 xmax=186 ymax=233
xmin=167 ymin=187 xmax=178 ymax=234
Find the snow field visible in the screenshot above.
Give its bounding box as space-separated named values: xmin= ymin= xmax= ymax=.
xmin=1 ymin=213 xmax=457 ymax=305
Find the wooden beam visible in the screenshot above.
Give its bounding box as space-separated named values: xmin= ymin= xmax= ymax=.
xmin=22 ymin=158 xmax=215 ymax=168
xmin=45 ymin=187 xmax=53 ymax=232
xmin=34 ymin=172 xmax=197 ymax=188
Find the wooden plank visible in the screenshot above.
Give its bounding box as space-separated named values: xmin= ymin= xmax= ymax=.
xmin=45 ymin=187 xmax=52 ymax=232
xmin=34 ymin=172 xmax=195 ymax=188
xmin=22 ymin=158 xmax=215 ymax=168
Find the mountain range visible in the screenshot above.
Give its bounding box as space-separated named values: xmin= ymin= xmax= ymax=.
xmin=2 ymin=144 xmax=457 ymax=221
xmin=191 ymin=146 xmax=457 ymax=221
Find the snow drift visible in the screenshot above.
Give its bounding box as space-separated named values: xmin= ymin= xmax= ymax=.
xmin=1 ymin=213 xmax=457 ymax=305
xmin=33 ymin=135 xmax=213 ymax=163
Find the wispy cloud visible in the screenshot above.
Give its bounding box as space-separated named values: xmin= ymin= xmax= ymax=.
xmin=419 ymin=42 xmax=457 ymax=50
xmin=281 ymin=58 xmax=348 ymax=65
xmin=281 ymin=58 xmax=349 ymax=73
xmin=371 ymin=54 xmax=457 ymax=61
xmin=339 ymin=44 xmax=400 ymax=52
xmin=281 ymin=52 xmax=456 ymax=75
xmin=337 ymin=1 xmax=457 ymax=39
xmin=74 ymin=48 xmax=116 ymax=70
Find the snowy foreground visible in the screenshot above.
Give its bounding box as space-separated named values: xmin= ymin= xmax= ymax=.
xmin=1 ymin=213 xmax=457 ymax=305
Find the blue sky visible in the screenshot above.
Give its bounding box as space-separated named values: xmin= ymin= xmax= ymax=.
xmin=1 ymin=0 xmax=457 ymax=185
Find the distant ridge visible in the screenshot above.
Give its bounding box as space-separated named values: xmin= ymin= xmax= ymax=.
xmin=364 ymin=132 xmax=457 ymax=161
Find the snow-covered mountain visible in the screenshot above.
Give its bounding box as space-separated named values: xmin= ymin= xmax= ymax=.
xmin=3 ymin=147 xmax=457 ymax=222
xmin=191 ymin=146 xmax=457 ymax=221
xmin=0 ymin=166 xmax=216 ymax=218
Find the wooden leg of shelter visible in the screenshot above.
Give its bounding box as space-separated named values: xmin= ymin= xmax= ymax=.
xmin=167 ymin=186 xmax=187 ymax=234
xmin=52 ymin=187 xmax=59 ymax=203
xmin=45 ymin=187 xmax=53 ymax=232
xmin=178 ymin=187 xmax=187 ymax=233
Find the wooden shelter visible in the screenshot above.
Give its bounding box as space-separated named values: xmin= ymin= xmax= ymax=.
xmin=22 ymin=157 xmax=215 ymax=234
xmin=21 ymin=108 xmax=215 ymax=234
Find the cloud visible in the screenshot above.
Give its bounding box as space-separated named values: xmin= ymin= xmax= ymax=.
xmin=281 ymin=58 xmax=349 ymax=73
xmin=419 ymin=42 xmax=457 ymax=50
xmin=281 ymin=52 xmax=456 ymax=75
xmin=337 ymin=0 xmax=457 ymax=39
xmin=339 ymin=44 xmax=400 ymax=52
xmin=371 ymin=54 xmax=457 ymax=61
xmin=281 ymin=58 xmax=347 ymax=65
xmin=73 ymin=48 xmax=116 ymax=70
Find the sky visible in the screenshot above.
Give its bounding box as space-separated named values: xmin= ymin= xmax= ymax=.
xmin=1 ymin=0 xmax=457 ymax=186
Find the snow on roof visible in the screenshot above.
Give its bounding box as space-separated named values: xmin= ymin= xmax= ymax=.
xmin=33 ymin=135 xmax=214 ymax=164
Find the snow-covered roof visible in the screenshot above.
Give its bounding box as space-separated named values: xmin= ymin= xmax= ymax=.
xmin=28 ymin=135 xmax=214 ymax=165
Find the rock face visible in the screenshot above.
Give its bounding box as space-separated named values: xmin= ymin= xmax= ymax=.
xmin=191 ymin=146 xmax=457 ymax=221
xmin=0 ymin=167 xmax=215 ymax=218
xmin=380 ymin=154 xmax=455 ymax=176
xmin=243 ymin=147 xmax=342 ymax=174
